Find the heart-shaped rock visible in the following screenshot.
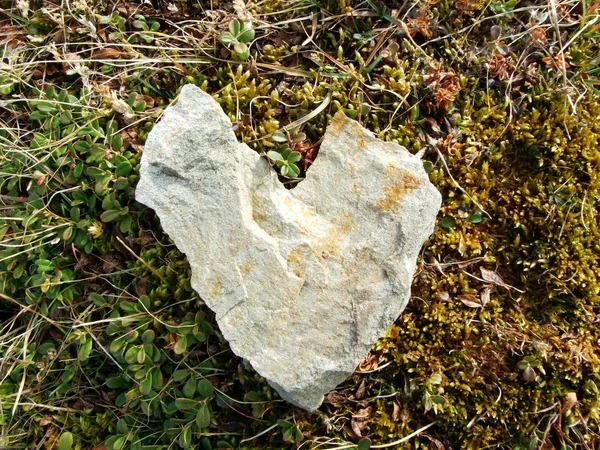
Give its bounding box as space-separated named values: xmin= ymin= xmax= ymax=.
xmin=136 ymin=84 xmax=441 ymax=411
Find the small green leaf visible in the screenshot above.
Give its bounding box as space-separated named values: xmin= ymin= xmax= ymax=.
xmin=140 ymin=376 xmax=152 ymax=395
xmin=469 ymin=213 xmax=483 ymax=224
xmin=87 ymin=166 xmax=106 ymax=177
xmin=282 ymin=426 xmax=296 ymax=442
xmin=0 ymin=225 xmax=8 ymax=241
xmin=109 ymin=435 xmax=126 ymax=450
xmin=13 ymin=261 xmax=26 ymax=279
xmin=286 ymin=163 xmax=300 ymax=178
xmin=37 ymin=103 xmax=58 ymax=114
xmin=128 ymin=92 xmax=137 ymax=107
xmin=132 ymin=367 xmax=147 ymax=381
xmin=134 ymin=100 xmax=146 ymax=112
xmin=116 ymin=419 xmax=128 ymax=435
xmin=229 ymin=20 xmax=242 ymax=36
xmin=62 ymin=227 xmax=73 ymax=241
xmin=105 ymin=119 xmax=117 ymax=136
xmin=287 ymin=151 xmax=302 ymax=163
xmin=149 ymin=367 xmax=162 ymax=390
xmin=114 ymin=178 xmax=129 ymax=190
xmin=78 ymin=337 xmax=93 ymax=361
xmin=277 ymin=419 xmax=292 ymax=430
xmin=174 ymin=398 xmax=198 ymax=411
xmin=58 ymin=89 xmax=68 ymax=102
xmin=57 ymin=432 xmax=73 ymax=450
xmin=30 ymin=111 xmax=47 ymax=121
xmin=136 ymin=347 xmax=146 ymax=364
xmin=89 ymin=293 xmax=106 ymax=306
xmin=432 ymin=395 xmax=446 ymax=404
xmin=440 ymin=216 xmax=456 ymax=230
xmin=267 ymin=151 xmax=283 ymax=161
xmin=59 ymin=111 xmax=73 ymax=125
xmin=74 ymin=141 xmax=90 ymax=152
xmin=195 ymin=331 xmax=206 ymax=342
xmin=106 ymin=377 xmax=128 ymax=389
xmin=37 ymin=342 xmax=55 ymax=355
xmin=272 ymin=132 xmax=288 ymax=142
xmin=197 ymin=379 xmax=214 ymax=397
xmin=423 ymin=160 xmax=434 ymax=173
xmin=238 ymin=27 xmax=255 ymax=43
xmin=200 ymin=437 xmax=212 ymax=450
xmin=291 ymin=132 xmax=306 ymax=143
xmin=179 ymin=425 xmax=192 ymax=449
xmin=233 ymin=42 xmax=248 ymax=55
xmin=357 ymin=438 xmax=371 ymax=450
xmin=173 ymin=370 xmax=190 ymax=382
xmin=280 ymin=165 xmax=288 ymax=176
xmin=174 ymin=335 xmax=188 ymax=355
xmin=61 ymin=365 xmax=75 ymax=383
xmin=183 ymin=377 xmax=196 ymax=398
xmin=234 ymin=49 xmax=250 ymax=61
xmin=111 ymin=134 xmax=123 ymax=152
xmin=0 ymin=82 xmax=14 ymax=95
xmin=219 ymin=32 xmax=235 ymax=45
xmin=130 ymin=437 xmax=142 ymax=450
xmin=344 ymin=109 xmax=357 ymax=119
xmin=124 ymin=346 xmax=139 ymax=364
xmin=196 ymin=403 xmax=211 ymax=429
xmin=141 ymin=329 xmax=155 ymax=343
xmin=139 ymin=33 xmax=152 ymax=43
xmin=101 ymin=209 xmax=122 ymax=223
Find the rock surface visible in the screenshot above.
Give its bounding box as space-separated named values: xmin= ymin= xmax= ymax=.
xmin=136 ymin=84 xmax=442 ymax=411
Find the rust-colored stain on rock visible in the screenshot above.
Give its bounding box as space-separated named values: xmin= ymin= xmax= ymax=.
xmin=287 ymin=245 xmax=308 ymax=278
xmin=329 ymin=113 xmax=368 ymax=152
xmin=211 ymin=280 xmax=223 ymax=296
xmin=239 ymin=260 xmax=254 ymax=276
xmin=377 ymin=164 xmax=421 ymax=213
xmin=327 ymin=111 xmax=347 ymax=138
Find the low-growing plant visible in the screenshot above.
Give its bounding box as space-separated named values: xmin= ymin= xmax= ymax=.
xmin=517 ymin=356 xmax=546 ymax=383
xmin=131 ymin=14 xmax=161 ymax=44
xmin=266 ymin=128 xmax=312 ymax=178
xmin=219 ymin=20 xmax=255 ymax=61
xmin=267 ymin=147 xmax=302 ymax=178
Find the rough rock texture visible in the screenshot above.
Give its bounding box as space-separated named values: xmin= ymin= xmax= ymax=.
xmin=136 ymin=84 xmax=442 ymax=411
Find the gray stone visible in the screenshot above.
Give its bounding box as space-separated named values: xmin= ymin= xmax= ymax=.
xmin=135 ymin=84 xmax=441 ymax=411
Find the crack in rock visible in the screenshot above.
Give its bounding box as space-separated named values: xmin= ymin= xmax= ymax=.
xmin=136 ymin=84 xmax=442 ymax=411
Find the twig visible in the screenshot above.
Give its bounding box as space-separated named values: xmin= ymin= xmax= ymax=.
xmin=435 ymin=146 xmax=491 ymax=218
xmin=239 ymin=423 xmax=280 ymax=443
xmin=316 ymin=421 xmax=437 ymax=449
xmin=115 ymin=236 xmax=165 ymax=281
xmin=282 ymin=93 xmax=331 ymax=132
xmin=371 ymin=422 xmax=437 ymax=448
xmin=0 ymin=293 xmax=66 ymax=332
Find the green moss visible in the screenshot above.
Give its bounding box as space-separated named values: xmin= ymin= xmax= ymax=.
xmin=356 ymin=92 xmax=600 ymax=447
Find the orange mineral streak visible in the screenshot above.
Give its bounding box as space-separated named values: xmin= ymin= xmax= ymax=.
xmin=327 ymin=111 xmax=348 ymax=139
xmin=211 ymin=280 xmax=223 ymax=296
xmin=328 ymin=112 xmax=368 ymax=152
xmin=377 ymin=164 xmax=421 ymax=213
